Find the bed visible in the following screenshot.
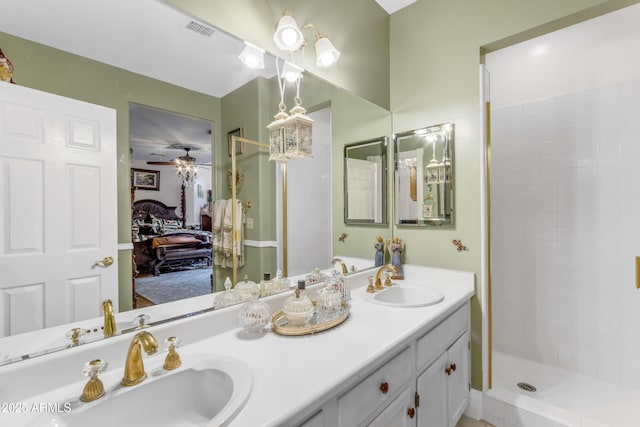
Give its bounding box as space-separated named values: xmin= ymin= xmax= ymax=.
xmin=132 ymin=199 xmax=212 ymax=276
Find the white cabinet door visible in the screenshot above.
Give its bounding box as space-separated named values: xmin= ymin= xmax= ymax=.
xmin=416 ymin=331 xmax=470 ymax=427
xmin=0 ymin=83 xmax=118 ymax=336
xmin=447 ymin=332 xmax=469 ymax=427
xmin=416 ymin=352 xmax=448 ymax=427
xmin=369 ymin=387 xmax=416 ymax=427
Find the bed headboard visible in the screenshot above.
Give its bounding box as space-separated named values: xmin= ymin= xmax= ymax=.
xmin=132 ymin=199 xmax=181 ymax=221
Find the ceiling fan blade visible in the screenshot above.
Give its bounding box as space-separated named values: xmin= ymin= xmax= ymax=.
xmin=146 ymin=161 xmax=176 ymax=165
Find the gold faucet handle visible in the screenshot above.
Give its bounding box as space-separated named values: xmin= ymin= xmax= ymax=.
xmin=80 ymin=359 xmax=108 ymax=402
xmin=366 ymin=276 xmax=375 ymax=293
xmin=65 ymin=327 xmax=88 ymax=347
xmin=163 ymin=336 xmax=182 ymax=371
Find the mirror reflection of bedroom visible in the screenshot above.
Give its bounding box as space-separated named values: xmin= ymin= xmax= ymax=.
xmin=129 ymin=104 xmax=214 ymax=308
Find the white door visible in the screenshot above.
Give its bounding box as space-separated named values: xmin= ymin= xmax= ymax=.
xmin=346 ymin=157 xmax=377 ymax=220
xmin=0 ymin=83 xmax=118 ymax=337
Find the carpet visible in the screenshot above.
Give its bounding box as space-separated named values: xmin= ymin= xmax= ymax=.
xmin=134 ymin=267 xmax=213 ymax=305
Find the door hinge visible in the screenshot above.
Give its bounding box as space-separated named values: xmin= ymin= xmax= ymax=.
xmin=414 ymin=391 xmax=420 ymax=408
xmin=469 ymin=383 xmax=471 ymax=392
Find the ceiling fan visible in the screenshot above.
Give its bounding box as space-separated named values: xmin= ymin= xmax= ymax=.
xmin=147 ymin=147 xmax=197 ymax=166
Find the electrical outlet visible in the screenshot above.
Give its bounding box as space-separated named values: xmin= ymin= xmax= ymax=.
xmin=246 ymin=217 xmax=254 ymax=229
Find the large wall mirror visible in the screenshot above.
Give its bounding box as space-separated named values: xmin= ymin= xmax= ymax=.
xmin=394 ymin=123 xmax=454 ymax=226
xmin=0 ymin=0 xmax=390 ymax=365
xmin=344 ymin=137 xmax=387 ymax=225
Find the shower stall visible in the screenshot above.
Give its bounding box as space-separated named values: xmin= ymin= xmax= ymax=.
xmin=484 ymin=4 xmax=640 ymax=427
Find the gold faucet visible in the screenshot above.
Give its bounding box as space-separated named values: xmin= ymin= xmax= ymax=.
xmin=121 ymin=331 xmax=158 ymax=386
xmin=102 ymin=299 xmax=116 ymax=338
xmin=375 ymin=264 xmax=399 ymax=290
xmin=331 ymin=257 xmax=348 ymax=275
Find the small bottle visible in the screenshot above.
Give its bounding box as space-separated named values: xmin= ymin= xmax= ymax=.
xmin=260 ymin=272 xmax=272 ymax=297
xmin=282 ymin=280 xmax=314 ymax=326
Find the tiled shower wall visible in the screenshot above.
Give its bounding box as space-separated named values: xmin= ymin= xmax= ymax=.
xmin=490 ymin=78 xmax=640 ymax=390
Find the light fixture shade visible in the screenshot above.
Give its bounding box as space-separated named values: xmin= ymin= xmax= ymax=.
xmin=281 ymin=61 xmax=303 ymax=83
xmin=315 ymin=36 xmax=340 ymax=67
xmin=274 ymin=15 xmax=304 ymax=51
xmin=238 ymin=42 xmax=265 ymax=69
xmin=283 ymin=104 xmax=313 ymax=159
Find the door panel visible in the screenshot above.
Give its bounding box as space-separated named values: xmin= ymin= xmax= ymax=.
xmin=0 ymin=83 xmax=117 ymax=337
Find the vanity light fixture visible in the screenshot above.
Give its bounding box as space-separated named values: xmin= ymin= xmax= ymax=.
xmin=274 ymin=11 xmax=305 ymax=51
xmin=273 ymin=10 xmax=340 ymax=68
xmin=238 ymin=41 xmax=265 ymax=69
xmin=313 ymin=32 xmax=341 ymax=67
xmin=281 ymin=61 xmax=304 ymax=83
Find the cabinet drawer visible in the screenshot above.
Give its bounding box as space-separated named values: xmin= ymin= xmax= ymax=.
xmin=416 ymin=303 xmax=468 ymax=372
xmin=338 ymin=346 xmax=412 ymax=427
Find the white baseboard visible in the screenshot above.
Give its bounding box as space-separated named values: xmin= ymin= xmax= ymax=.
xmin=464 ymin=389 xmax=484 ymax=420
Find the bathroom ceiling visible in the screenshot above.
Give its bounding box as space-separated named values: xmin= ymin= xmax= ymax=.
xmin=0 ymin=0 xmax=277 ymax=99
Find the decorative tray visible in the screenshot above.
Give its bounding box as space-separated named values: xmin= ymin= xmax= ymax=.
xmin=271 ymin=303 xmax=350 ymax=336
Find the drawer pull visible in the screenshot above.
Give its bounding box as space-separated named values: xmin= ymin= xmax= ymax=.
xmin=451 ymin=363 xmax=457 ymax=372
xmin=445 ymin=366 xmax=452 ymax=376
xmin=379 ymin=382 xmax=389 ymax=394
xmin=407 ymin=407 xmax=415 ymax=419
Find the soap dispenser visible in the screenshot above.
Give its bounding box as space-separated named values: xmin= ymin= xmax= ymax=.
xmin=282 ymin=280 xmax=314 ymax=326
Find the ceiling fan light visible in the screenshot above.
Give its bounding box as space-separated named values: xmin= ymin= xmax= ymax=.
xmin=274 ymin=15 xmax=304 ymax=51
xmin=315 ymin=36 xmax=340 ymax=67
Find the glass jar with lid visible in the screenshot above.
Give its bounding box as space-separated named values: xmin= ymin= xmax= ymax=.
xmin=213 ymin=277 xmax=243 ymax=308
xmin=238 ymin=284 xmax=271 ymax=333
xmin=282 ymin=280 xmax=314 ymax=326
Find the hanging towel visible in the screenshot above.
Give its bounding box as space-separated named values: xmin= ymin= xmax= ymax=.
xmin=214 ymin=199 xmax=245 ymax=268
xmin=212 ymin=199 xmax=226 ymax=267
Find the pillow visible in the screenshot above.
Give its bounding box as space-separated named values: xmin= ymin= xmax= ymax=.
xmin=161 ymin=219 xmax=182 ymax=232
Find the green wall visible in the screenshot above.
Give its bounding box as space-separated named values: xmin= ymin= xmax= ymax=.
xmin=0 ymin=31 xmax=223 ymax=311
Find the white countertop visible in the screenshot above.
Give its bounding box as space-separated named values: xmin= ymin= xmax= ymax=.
xmin=0 ymin=264 xmax=474 ymax=427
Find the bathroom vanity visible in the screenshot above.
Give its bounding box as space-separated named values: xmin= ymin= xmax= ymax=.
xmin=0 ymin=264 xmax=473 ymax=427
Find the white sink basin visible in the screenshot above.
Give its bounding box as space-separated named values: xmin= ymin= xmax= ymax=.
xmin=363 ymin=284 xmax=444 ymax=308
xmin=29 ymin=357 xmax=252 ymax=427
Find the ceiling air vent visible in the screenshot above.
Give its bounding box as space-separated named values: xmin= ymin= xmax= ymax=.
xmin=183 ymin=20 xmax=215 ymax=38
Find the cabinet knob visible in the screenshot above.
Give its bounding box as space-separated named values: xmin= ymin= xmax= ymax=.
xmin=445 ymin=363 xmax=457 ymax=375
xmin=379 ymin=382 xmax=389 ymax=394
xmin=407 ymin=407 xmax=415 ymax=419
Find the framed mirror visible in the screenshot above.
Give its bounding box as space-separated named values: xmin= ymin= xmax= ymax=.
xmin=394 ymin=123 xmax=454 ymax=226
xmin=344 ymin=137 xmax=388 ymax=225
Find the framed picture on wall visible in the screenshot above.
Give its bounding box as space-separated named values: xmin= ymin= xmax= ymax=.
xmin=131 ymin=168 xmax=160 ymax=191
xmin=227 ymin=127 xmax=244 ymax=157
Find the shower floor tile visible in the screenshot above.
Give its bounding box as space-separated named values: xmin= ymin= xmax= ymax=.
xmin=489 ymin=352 xmax=640 ymax=427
